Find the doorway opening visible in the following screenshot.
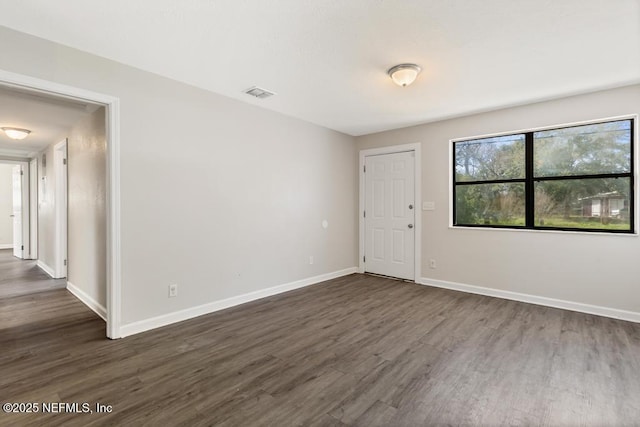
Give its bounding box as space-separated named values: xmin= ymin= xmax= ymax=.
xmin=0 ymin=158 xmax=66 ymax=297
xmin=0 ymin=69 xmax=121 ymax=338
xmin=0 ymin=160 xmax=29 ymax=258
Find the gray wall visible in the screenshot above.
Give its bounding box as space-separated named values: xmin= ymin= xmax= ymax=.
xmin=0 ymin=163 xmax=13 ymax=246
xmin=0 ymin=26 xmax=358 ymax=326
xmin=68 ymin=107 xmax=106 ymax=307
xmin=356 ymin=84 xmax=640 ymax=313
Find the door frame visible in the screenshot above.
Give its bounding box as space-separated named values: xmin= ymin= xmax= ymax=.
xmin=0 ymin=68 xmax=122 ymax=339
xmin=359 ymin=143 xmax=422 ymax=281
xmin=29 ymin=157 xmax=37 ymax=259
xmin=0 ymin=159 xmax=30 ymax=258
xmin=53 ymin=139 xmax=67 ymax=279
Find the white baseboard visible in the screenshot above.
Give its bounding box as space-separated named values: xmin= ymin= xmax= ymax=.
xmin=37 ymin=260 xmax=56 ymax=278
xmin=66 ymin=281 xmax=107 ymax=321
xmin=0 ymin=243 xmax=12 ymax=250
xmin=120 ymin=267 xmax=358 ymax=338
xmin=417 ymin=277 xmax=640 ymax=324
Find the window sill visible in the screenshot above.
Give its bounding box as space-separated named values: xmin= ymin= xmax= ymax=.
xmin=449 ymin=225 xmax=638 ymax=237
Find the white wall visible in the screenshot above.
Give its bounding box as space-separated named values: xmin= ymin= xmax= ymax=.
xmin=0 ymin=163 xmax=13 ymax=247
xmin=357 ymin=84 xmax=640 ymax=314
xmin=0 ymin=26 xmax=358 ymax=327
xmin=68 ymin=107 xmax=106 ymax=308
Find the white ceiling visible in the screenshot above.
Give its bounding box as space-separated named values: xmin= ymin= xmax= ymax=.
xmin=0 ymin=86 xmax=94 ymax=158
xmin=0 ymin=0 xmax=638 ymax=136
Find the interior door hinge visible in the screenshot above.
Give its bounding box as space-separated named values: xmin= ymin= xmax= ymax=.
xmin=363 ymin=165 xmax=366 ymax=173
xmin=21 ymin=245 xmax=24 ymax=250
xmin=363 ymin=256 xmax=366 ymax=263
xmin=363 ymin=211 xmax=366 ymax=218
xmin=63 ymin=158 xmax=67 ymax=165
xmin=64 ymin=259 xmax=67 ymax=266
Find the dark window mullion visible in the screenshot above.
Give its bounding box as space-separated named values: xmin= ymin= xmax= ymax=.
xmin=533 ymin=172 xmax=632 ymax=182
xmin=525 ymin=132 xmax=534 ymax=228
xmin=455 ymin=178 xmax=526 ymax=186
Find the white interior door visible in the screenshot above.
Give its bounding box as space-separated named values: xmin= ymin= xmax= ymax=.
xmin=12 ymin=165 xmax=23 ymax=258
xmin=29 ymin=158 xmax=38 ymax=259
xmin=364 ymin=151 xmax=415 ymax=280
xmin=54 ymin=140 xmax=68 ymax=278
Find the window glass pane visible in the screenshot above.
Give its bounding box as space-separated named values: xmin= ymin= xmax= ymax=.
xmin=534 ymin=120 xmax=631 ymax=177
xmin=456 ymin=183 xmax=525 ymax=226
xmin=455 ymin=134 xmax=525 ymax=182
xmin=534 ymin=178 xmax=631 ymax=230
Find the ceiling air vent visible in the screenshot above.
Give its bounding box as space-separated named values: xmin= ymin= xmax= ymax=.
xmin=243 ymin=86 xmax=276 ymax=99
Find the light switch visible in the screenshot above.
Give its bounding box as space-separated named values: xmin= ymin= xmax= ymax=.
xmin=422 ymin=201 xmax=435 ymax=211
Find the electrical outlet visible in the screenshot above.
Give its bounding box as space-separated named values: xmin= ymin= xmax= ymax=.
xmin=429 ymin=259 xmax=436 ymax=269
xmin=309 ymin=256 xmax=314 ymax=265
xmin=169 ymin=284 xmax=178 ymax=297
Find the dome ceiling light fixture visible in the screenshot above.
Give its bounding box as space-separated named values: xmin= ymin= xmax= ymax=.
xmin=387 ymin=63 xmax=422 ymax=87
xmin=1 ymin=127 xmax=31 ymax=140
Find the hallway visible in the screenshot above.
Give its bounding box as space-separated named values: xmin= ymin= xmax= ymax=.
xmin=0 ymin=249 xmax=66 ymax=299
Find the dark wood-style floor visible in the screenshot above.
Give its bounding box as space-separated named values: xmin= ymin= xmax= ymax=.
xmin=2 ymin=254 xmax=640 ymax=426
xmin=0 ymin=249 xmax=66 ymax=299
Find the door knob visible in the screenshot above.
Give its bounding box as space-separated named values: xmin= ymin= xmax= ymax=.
xmin=408 ymin=204 xmax=413 ymax=210
xmin=408 ymin=224 xmax=414 ymax=229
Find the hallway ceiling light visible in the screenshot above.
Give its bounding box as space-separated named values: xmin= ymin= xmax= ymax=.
xmin=1 ymin=127 xmax=31 ymax=140
xmin=388 ymin=64 xmax=421 ymax=87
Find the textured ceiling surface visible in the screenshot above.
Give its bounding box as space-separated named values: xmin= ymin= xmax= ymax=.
xmin=0 ymin=86 xmax=93 ymax=157
xmin=0 ymin=0 xmax=638 ymax=136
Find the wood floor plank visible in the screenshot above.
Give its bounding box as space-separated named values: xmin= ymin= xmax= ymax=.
xmin=0 ymin=249 xmax=66 ymax=299
xmin=2 ymin=247 xmax=640 ymax=426
xmin=351 ymin=400 xmax=397 ymax=427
